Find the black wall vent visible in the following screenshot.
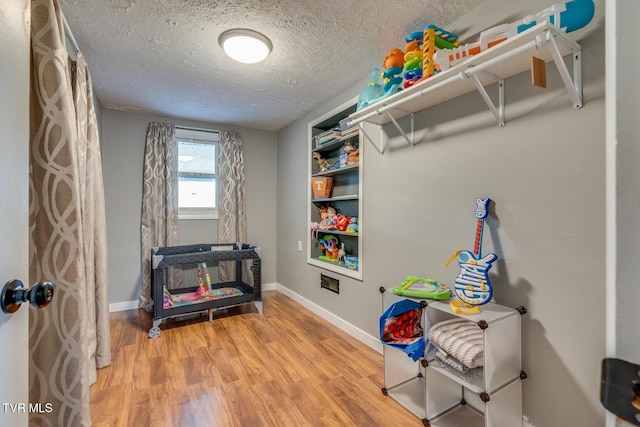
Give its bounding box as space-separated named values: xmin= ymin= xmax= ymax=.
xmin=321 ymin=274 xmax=339 ymax=294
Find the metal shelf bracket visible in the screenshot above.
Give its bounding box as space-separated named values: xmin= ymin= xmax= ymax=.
xmin=387 ymin=112 xmax=416 ymax=148
xmin=358 ymin=122 xmax=386 ymax=155
xmin=359 ymin=112 xmax=416 ymax=155
xmin=546 ymin=32 xmax=582 ymax=109
xmin=464 ymin=70 xmax=505 ymax=127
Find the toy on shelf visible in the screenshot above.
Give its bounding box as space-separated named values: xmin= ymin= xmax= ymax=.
xmin=310 ymin=221 xmax=319 ymax=239
xmin=347 ymin=147 xmax=359 ymax=166
xmin=445 ymin=198 xmax=497 ymax=312
xmin=392 ymin=276 xmax=452 ymax=300
xmin=344 ymin=256 xmax=358 ymax=270
xmin=346 ymin=216 xmax=359 ymax=233
xmin=434 ymin=0 xmax=595 ymax=71
xmin=356 ymin=67 xmax=402 ymax=111
xmin=318 ymin=205 xmax=337 ymax=230
xmin=422 ymin=25 xmax=459 ymax=79
xmin=356 ymin=68 xmax=383 ymax=111
xmin=318 ymin=235 xmax=340 ymax=262
xmin=379 ymin=299 xmax=425 ymax=361
xmin=403 ymin=32 xmax=424 ymax=88
xmin=381 ymin=48 xmax=405 ymax=93
xmin=339 ymin=141 xmax=358 ymax=167
xmin=313 ymin=152 xmax=331 ymax=172
xmin=383 ymin=48 xmax=405 ymax=68
xmin=382 ymin=67 xmax=403 ymax=93
xmin=335 ymin=213 xmax=350 ymax=231
xmin=337 ymin=242 xmax=346 ymax=264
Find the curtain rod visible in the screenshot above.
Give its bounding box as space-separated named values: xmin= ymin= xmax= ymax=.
xmin=61 ymin=12 xmax=80 ymax=54
xmin=175 ymin=125 xmax=220 ymax=133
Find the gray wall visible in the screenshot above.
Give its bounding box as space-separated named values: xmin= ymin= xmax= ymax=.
xmin=101 ymin=109 xmax=277 ymax=304
xmin=276 ymin=6 xmax=606 ymax=427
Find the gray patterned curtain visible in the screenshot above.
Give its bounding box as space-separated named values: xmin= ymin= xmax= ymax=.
xmin=218 ymin=131 xmax=248 ymax=282
xmin=139 ymin=122 xmax=179 ymax=308
xmin=29 ymin=0 xmax=111 ymax=424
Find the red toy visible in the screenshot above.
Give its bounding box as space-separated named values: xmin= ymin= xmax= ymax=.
xmin=381 ymin=307 xmax=422 ymax=344
xmin=335 ymin=214 xmax=350 ymax=231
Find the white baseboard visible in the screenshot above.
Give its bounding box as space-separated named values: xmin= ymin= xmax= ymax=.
xmin=109 ymin=300 xmax=138 ymax=312
xmin=262 ymin=282 xmax=277 ymax=291
xmin=274 ymin=283 xmax=383 ymax=353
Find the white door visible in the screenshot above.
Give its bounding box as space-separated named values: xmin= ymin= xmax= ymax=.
xmin=0 ymin=0 xmax=31 ymax=425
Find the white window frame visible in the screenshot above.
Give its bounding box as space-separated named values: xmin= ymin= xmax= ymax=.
xmin=175 ymin=127 xmax=220 ymax=220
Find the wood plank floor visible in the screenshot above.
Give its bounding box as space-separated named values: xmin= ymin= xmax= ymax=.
xmin=90 ymin=291 xmax=421 ymax=426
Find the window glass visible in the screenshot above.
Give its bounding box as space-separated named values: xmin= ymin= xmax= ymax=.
xmin=175 ymin=128 xmax=219 ymax=219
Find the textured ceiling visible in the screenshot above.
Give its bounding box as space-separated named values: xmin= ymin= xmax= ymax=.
xmin=60 ymin=0 xmax=488 ymax=131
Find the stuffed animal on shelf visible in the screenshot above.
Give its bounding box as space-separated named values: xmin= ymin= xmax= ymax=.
xmin=347 ymin=147 xmax=359 ymax=166
xmin=310 ymin=221 xmax=319 ymax=239
xmin=313 ymin=152 xmax=331 ymax=172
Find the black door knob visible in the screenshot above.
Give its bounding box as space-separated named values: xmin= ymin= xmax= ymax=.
xmin=1 ymin=279 xmax=54 ymax=314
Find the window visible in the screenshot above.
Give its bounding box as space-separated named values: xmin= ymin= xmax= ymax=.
xmin=175 ymin=127 xmax=220 ymax=219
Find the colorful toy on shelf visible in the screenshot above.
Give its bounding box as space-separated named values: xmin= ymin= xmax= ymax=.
xmin=382 ymin=48 xmax=405 ymax=69
xmin=344 ymin=256 xmax=358 ymax=270
xmin=318 ymin=205 xmax=337 ymax=230
xmin=434 ymin=0 xmax=595 ymax=71
xmin=318 ymin=235 xmax=340 ymax=262
xmin=382 ymin=66 xmax=403 ymax=93
xmin=356 ymin=67 xmax=402 ymax=111
xmin=392 ymin=276 xmax=452 ymax=300
xmin=403 ymin=31 xmax=424 ymax=88
xmin=335 ymin=214 xmax=350 ymax=232
xmin=445 ymin=198 xmax=497 ymax=310
xmin=356 ymin=68 xmax=384 ymax=111
xmin=346 ymin=217 xmax=359 ymax=233
xmin=404 ymin=31 xmax=423 ymax=48
xmin=422 ymin=25 xmax=459 ymax=79
xmin=381 ymin=48 xmax=405 ymax=93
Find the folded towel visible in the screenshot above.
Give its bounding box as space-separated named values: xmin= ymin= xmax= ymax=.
xmin=428 ymin=318 xmax=484 ymax=369
xmin=434 ymin=350 xmax=482 ymax=381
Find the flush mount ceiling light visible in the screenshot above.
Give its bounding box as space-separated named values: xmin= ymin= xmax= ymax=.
xmin=218 ymin=29 xmax=272 ymax=64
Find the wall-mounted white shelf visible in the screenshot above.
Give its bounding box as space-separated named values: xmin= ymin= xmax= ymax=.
xmin=348 ymin=21 xmax=582 ymax=154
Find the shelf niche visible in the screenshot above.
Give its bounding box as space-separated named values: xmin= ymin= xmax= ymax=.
xmin=307 ymin=98 xmax=362 ymax=280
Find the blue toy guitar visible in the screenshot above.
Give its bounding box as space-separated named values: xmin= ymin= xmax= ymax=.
xmin=447 ymin=198 xmax=497 ymax=306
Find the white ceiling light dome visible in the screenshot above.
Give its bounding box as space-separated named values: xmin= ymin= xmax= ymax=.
xmin=218 ymin=29 xmax=272 ymax=64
